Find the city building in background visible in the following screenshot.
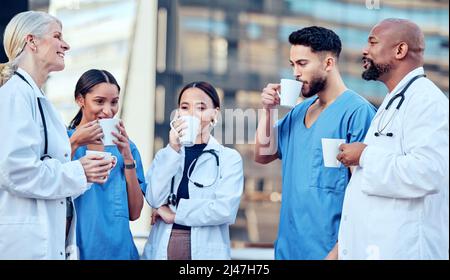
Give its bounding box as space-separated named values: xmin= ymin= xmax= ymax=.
xmin=155 ymin=0 xmax=449 ymax=247
xmin=2 ymin=0 xmax=448 ymax=257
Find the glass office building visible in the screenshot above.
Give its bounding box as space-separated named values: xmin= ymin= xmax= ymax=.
xmin=156 ymin=0 xmax=449 ymax=244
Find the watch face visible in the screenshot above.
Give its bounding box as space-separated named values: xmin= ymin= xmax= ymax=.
xmin=125 ymin=160 xmax=136 ymax=169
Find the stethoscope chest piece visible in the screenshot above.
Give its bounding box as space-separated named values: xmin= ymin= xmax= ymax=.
xmin=168 ymin=192 xmax=177 ymax=206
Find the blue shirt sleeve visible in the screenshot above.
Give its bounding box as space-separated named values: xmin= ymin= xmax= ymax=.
xmin=130 ymin=141 xmax=147 ymax=194
xmin=347 ymin=104 xmax=376 ymax=143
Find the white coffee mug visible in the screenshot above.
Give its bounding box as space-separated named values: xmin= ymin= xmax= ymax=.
xmin=99 ymin=118 xmax=120 ymax=146
xmin=85 ymin=150 xmax=117 ymax=169
xmin=279 ymin=79 xmax=303 ymax=107
xmin=321 ymin=138 xmax=346 ymax=168
xmin=170 ymin=115 xmax=200 ymax=147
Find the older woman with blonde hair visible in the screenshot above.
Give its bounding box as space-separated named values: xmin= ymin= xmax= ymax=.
xmin=0 ymin=11 xmax=114 ymax=260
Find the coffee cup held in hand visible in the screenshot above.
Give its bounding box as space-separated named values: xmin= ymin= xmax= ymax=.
xmin=98 ymin=118 xmax=120 ymax=146
xmin=321 ymin=138 xmax=346 ymax=168
xmin=279 ymin=79 xmax=303 ymax=107
xmin=85 ymin=150 xmax=117 ymax=172
xmin=170 ymin=115 xmax=200 ymax=147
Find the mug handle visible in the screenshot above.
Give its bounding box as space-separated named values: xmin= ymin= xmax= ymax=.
xmin=169 ymin=118 xmax=186 ymax=136
xmin=111 ymin=156 xmax=117 ymax=169
xmin=169 ymin=119 xmax=177 ymax=131
xmin=170 ymin=109 xmax=181 ymax=131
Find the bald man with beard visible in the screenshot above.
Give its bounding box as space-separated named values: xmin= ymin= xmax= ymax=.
xmin=334 ymin=18 xmax=449 ymax=259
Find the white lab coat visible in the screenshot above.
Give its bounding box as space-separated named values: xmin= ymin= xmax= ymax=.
xmin=142 ymin=136 xmax=244 ymax=260
xmin=0 ymin=68 xmax=90 ymax=260
xmin=338 ymin=67 xmax=449 ymax=260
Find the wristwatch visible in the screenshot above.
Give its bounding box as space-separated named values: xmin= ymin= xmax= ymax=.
xmin=124 ymin=160 xmax=136 ymax=169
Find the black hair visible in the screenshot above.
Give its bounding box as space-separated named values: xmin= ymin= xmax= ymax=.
xmin=178 ymin=81 xmax=220 ymax=108
xmin=289 ymin=26 xmax=342 ymax=58
xmin=68 ymin=69 xmax=120 ymax=129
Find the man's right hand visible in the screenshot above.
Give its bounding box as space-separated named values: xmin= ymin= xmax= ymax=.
xmin=261 ymin=83 xmax=281 ymax=110
xmin=255 ymin=83 xmax=280 ymax=164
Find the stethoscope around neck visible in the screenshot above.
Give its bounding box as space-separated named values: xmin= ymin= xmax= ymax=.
xmin=167 ymin=149 xmax=220 ymax=207
xmin=374 ymin=74 xmax=426 ymax=137
xmin=14 ymin=71 xmax=52 ymax=160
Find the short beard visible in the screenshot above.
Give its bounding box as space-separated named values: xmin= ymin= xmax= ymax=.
xmin=362 ymin=58 xmax=391 ymax=81
xmin=302 ymin=75 xmax=327 ymax=98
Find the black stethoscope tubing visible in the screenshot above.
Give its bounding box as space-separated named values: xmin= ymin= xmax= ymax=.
xmin=168 ymin=149 xmax=220 ymax=207
xmin=374 ymin=74 xmax=426 ymax=137
xmin=14 ymin=71 xmax=52 ymax=160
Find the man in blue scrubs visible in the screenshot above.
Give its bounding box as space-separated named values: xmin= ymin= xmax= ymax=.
xmin=255 ymin=26 xmax=376 ymax=259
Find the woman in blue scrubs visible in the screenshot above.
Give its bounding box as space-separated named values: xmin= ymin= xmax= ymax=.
xmin=67 ymin=69 xmax=146 ymax=259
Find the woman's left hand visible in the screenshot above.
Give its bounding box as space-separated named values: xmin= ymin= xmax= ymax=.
xmin=151 ymin=209 xmax=161 ymax=225
xmin=157 ymin=205 xmax=175 ymax=224
xmin=112 ymin=120 xmax=133 ymax=161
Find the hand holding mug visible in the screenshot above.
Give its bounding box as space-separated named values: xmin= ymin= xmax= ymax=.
xmin=111 ymin=120 xmax=133 ymax=161
xmin=169 ymin=111 xmax=187 ymax=152
xmin=337 ymin=142 xmax=367 ymax=167
xmin=70 ymin=120 xmax=103 ymax=149
xmin=79 ymin=153 xmax=115 ymax=184
xmin=261 ymin=83 xmax=281 ymax=110
xmin=169 ymin=111 xmax=200 ymax=151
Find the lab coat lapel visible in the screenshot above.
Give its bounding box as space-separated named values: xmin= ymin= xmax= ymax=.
xmin=16 ymin=68 xmax=44 ymax=98
xmin=195 ymin=136 xmax=221 ymax=166
xmin=373 ymin=67 xmax=425 ymax=120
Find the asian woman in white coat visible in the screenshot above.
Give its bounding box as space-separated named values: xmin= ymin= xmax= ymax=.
xmin=142 ymin=81 xmax=244 ymax=260
xmin=0 ymin=11 xmax=114 ymax=260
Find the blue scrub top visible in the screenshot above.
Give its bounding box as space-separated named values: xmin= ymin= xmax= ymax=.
xmin=67 ymin=129 xmax=147 ymax=260
xmin=275 ymin=90 xmax=376 ymax=260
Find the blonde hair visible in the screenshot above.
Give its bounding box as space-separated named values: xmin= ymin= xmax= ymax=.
xmin=0 ymin=11 xmax=61 ymax=86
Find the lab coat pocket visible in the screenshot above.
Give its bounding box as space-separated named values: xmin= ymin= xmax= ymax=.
xmin=0 ymin=218 xmax=48 ymax=259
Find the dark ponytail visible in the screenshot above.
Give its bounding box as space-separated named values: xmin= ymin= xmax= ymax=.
xmin=69 ymin=109 xmax=83 ymax=129
xmin=68 ymin=69 xmax=120 ymax=129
